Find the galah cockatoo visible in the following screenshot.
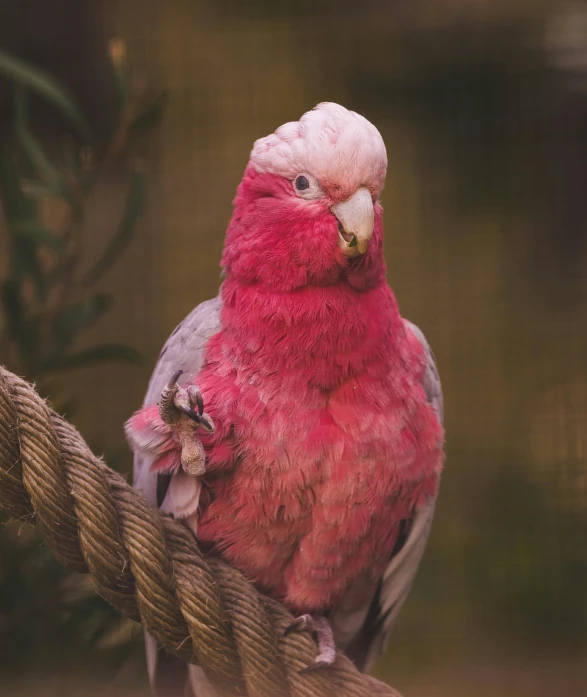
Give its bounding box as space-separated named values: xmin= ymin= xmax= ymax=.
xmin=126 ymin=102 xmax=444 ymax=697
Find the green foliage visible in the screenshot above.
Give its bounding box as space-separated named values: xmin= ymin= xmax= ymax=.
xmin=0 ymin=42 xmax=165 ymax=669
xmin=83 ymin=168 xmax=147 ymax=287
xmin=0 ymin=521 xmax=142 ymax=672
xmin=0 ymin=43 xmax=165 ymax=396
xmin=0 ymin=48 xmax=93 ymax=141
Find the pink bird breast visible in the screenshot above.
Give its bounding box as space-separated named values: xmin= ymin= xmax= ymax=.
xmin=191 ymin=279 xmax=443 ymax=613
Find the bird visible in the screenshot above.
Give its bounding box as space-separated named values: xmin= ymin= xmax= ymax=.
xmin=125 ymin=102 xmax=444 ymax=697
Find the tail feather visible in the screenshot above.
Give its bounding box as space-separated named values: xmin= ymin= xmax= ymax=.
xmin=146 ymin=633 xmax=193 ymax=697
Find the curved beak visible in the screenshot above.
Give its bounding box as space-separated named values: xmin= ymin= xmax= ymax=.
xmin=331 ymin=187 xmax=374 ymax=257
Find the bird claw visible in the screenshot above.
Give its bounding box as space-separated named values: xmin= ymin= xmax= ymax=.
xmin=178 ymin=406 xmax=214 ymax=432
xmin=284 ymin=614 xmax=312 ymax=636
xmin=158 ymin=371 xmax=214 ymax=477
xmin=178 ymin=404 xmax=202 ymax=423
xmin=299 ymin=660 xmax=331 ymax=675
xmin=284 ymin=614 xmax=336 ymax=673
xmin=159 ymin=372 xmax=214 ymax=433
xmin=187 ymin=385 xmax=204 ymax=416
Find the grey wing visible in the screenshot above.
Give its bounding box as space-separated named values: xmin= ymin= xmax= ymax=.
xmin=404 ymin=320 xmax=443 ymax=424
xmin=131 ymin=295 xmax=222 ymax=697
xmin=133 ymin=295 xmax=222 ymax=508
xmin=334 ymin=319 xmax=443 ymax=673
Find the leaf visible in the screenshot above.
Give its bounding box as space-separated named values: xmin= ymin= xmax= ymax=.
xmin=14 ymin=86 xmax=71 ymax=201
xmin=0 ymin=149 xmax=51 ymax=297
xmin=0 ymin=282 xmax=39 ymax=363
xmin=94 ymin=615 xmax=139 ymax=650
xmin=0 ymin=48 xmax=93 ymax=142
xmin=130 ymin=91 xmax=169 ymax=136
xmin=63 ymin=139 xmax=84 ymax=181
xmin=83 ymin=168 xmax=145 ymax=286
xmin=12 ymin=221 xmax=63 ymax=252
xmin=108 ymin=38 xmax=130 ymax=105
xmin=19 ymin=181 xmax=56 ymax=199
xmin=50 ymin=294 xmax=112 ymax=354
xmin=0 ymin=148 xmax=36 ymax=223
xmin=13 ymin=238 xmax=47 ymax=300
xmin=40 ymin=344 xmax=142 ymax=373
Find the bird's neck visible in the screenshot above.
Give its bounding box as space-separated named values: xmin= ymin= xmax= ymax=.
xmin=219 ymin=278 xmax=401 ymax=390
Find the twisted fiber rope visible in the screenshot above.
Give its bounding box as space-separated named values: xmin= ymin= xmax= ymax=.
xmin=0 ymin=366 xmax=401 ymax=697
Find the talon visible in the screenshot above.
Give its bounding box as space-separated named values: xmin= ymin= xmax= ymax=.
xmin=299 ymin=660 xmax=331 ymax=675
xmin=179 ymin=405 xmax=202 ymax=424
xmin=159 ymin=371 xmax=183 ymax=425
xmin=168 ymin=369 xmax=183 ymax=387
xmin=187 ymin=385 xmax=204 ymax=416
xmin=284 ymin=614 xmax=311 ymax=637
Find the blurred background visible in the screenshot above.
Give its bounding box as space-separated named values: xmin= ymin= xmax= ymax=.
xmin=1 ymin=1 xmax=587 ymax=696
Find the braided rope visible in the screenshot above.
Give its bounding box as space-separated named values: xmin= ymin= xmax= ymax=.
xmin=0 ymin=366 xmax=402 ymax=697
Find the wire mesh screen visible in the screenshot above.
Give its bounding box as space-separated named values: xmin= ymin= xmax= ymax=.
xmin=0 ymin=1 xmax=586 ymax=696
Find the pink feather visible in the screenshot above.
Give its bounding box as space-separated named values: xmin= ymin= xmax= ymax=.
xmin=125 ymin=404 xmax=181 ymax=473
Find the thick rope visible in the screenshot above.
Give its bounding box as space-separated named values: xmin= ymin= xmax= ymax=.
xmin=0 ymin=366 xmax=402 ymax=697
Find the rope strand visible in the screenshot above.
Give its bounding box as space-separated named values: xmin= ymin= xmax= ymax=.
xmin=0 ymin=366 xmax=402 ymax=697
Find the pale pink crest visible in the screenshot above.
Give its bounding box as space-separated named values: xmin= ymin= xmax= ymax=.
xmin=249 ymin=102 xmax=387 ymax=197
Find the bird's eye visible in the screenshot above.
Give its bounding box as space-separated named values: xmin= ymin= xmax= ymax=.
xmin=292 ymin=173 xmax=322 ymax=199
xmin=295 ymin=175 xmax=310 ymax=191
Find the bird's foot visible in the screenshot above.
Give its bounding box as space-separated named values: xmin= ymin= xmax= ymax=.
xmin=159 ymin=370 xmax=214 ymax=430
xmin=158 ymin=370 xmax=214 ymax=476
xmin=284 ymin=614 xmax=336 ymax=674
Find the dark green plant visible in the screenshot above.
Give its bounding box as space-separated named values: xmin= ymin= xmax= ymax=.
xmin=0 ymin=41 xmax=166 ymax=670
xmin=0 ymin=41 xmax=168 ymax=409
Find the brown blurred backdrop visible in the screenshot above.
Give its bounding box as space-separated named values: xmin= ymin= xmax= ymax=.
xmin=1 ymin=1 xmax=587 ymax=696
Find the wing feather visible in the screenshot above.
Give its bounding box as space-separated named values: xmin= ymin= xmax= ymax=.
xmin=338 ymin=319 xmax=443 ymax=672
xmin=133 ymin=296 xmax=222 ymax=507
xmin=131 ymin=295 xmax=222 ymax=697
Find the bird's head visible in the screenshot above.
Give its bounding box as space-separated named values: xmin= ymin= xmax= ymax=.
xmin=222 ymin=102 xmax=388 ymax=291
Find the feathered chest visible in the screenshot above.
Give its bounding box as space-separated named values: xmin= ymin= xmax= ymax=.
xmin=196 ymin=282 xmax=436 ymax=501
xmin=192 ymin=282 xmax=442 ymax=609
